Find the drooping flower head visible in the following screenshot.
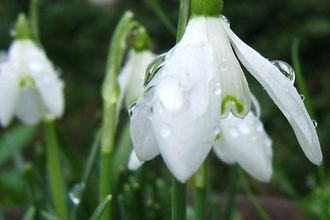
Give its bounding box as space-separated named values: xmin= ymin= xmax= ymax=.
xmin=0 ymin=14 xmax=64 ymax=127
xmin=129 ymin=0 xmax=322 ymax=183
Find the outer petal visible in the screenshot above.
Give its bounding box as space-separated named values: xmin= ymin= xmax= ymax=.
xmin=15 ymin=86 xmax=47 ymax=125
xmin=222 ymin=19 xmax=322 ymax=165
xmin=128 ymin=150 xmax=144 ymax=171
xmin=130 ymin=87 xmax=160 ymax=161
xmin=150 ymin=17 xmax=221 ymax=183
xmin=206 ymin=17 xmax=250 ymax=119
xmin=219 ymin=113 xmax=273 ymax=182
xmin=22 ymin=41 xmax=65 ymax=118
xmin=0 ymin=63 xmax=20 ymax=127
xmin=213 ymin=136 xmax=236 ymax=164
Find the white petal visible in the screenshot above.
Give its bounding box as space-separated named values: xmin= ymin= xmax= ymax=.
xmin=0 ymin=63 xmax=20 ymax=127
xmin=213 ymin=136 xmax=237 ymax=164
xmin=15 ymin=86 xmax=47 ymax=125
xmin=206 ymin=17 xmax=250 ymax=119
xmin=128 ymin=150 xmax=144 ymax=171
xmin=222 ymin=19 xmax=322 ymax=165
xmin=220 ymin=113 xmax=273 ymax=182
xmin=23 ymin=42 xmax=65 ymax=118
xmin=150 ymin=17 xmax=221 ymax=182
xmin=130 ymin=87 xmax=160 ymax=161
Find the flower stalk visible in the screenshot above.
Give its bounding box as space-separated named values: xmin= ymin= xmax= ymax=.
xmin=172 ymin=177 xmax=187 ymax=220
xmin=99 ymin=11 xmax=137 ymax=220
xmin=43 ymin=118 xmax=67 ymax=220
xmin=194 ymin=162 xmax=207 ymax=220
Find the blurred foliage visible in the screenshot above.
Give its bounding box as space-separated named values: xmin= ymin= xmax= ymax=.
xmin=0 ymin=0 xmax=329 ymax=218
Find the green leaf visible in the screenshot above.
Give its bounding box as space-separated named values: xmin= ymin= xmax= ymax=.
xmin=22 ymin=206 xmax=36 ymax=220
xmin=146 ymin=0 xmax=176 ymax=37
xmin=0 ymin=124 xmax=38 ymax=167
xmin=89 ymin=195 xmax=112 ymax=220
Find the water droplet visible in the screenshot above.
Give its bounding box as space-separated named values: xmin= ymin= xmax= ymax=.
xmin=69 ymin=183 xmax=86 ymax=205
xmin=220 ymin=14 xmax=230 ymax=27
xmin=128 ymin=102 xmax=137 ymax=119
xmin=250 ymin=94 xmax=261 ymax=118
xmin=143 ymin=53 xmax=166 ymax=88
xmin=312 ymin=119 xmax=318 ymax=128
xmin=160 ymin=124 xmax=171 ymax=138
xmin=238 ymin=122 xmax=250 ymax=135
xmin=255 ymin=120 xmax=263 ymax=132
xmin=179 ymin=79 xmax=191 ymax=91
xmin=143 ymin=85 xmax=155 ymax=105
xmin=214 ymin=83 xmax=221 ymax=95
xmin=300 ymin=94 xmax=305 ymax=101
xmin=213 ymin=126 xmax=220 ymax=135
xmin=270 ymin=60 xmax=295 ymax=84
xmin=9 ymin=29 xmax=16 ymax=37
xmin=147 ymin=107 xmax=153 ymax=120
xmin=220 ymin=64 xmax=227 ymax=71
xmin=229 ymin=127 xmax=239 ymax=137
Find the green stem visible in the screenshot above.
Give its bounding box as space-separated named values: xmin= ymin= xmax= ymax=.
xmin=176 ymin=0 xmax=191 ymax=42
xmin=194 ymin=163 xmax=207 ymax=220
xmin=29 ymin=0 xmax=41 ymax=45
xmin=172 ymin=177 xmax=187 ymax=220
xmin=171 ymin=1 xmax=190 ymax=219
xmin=43 ymin=119 xmax=67 ymax=220
xmin=99 ymin=11 xmax=136 ymax=220
xmin=224 ymin=167 xmax=238 ymax=220
xmin=237 ymin=167 xmax=271 ymax=220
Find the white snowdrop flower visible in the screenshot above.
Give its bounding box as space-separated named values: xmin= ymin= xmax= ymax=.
xmin=0 ymin=39 xmax=64 ymax=127
xmin=117 ymin=49 xmax=156 ymax=110
xmin=213 ymin=94 xmax=273 ymax=182
xmin=129 ymin=4 xmax=322 ymax=182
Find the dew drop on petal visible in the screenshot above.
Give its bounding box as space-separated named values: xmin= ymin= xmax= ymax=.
xmin=9 ymin=29 xmax=16 ymax=37
xmin=270 ymin=60 xmax=295 ymax=84
xmin=69 ymin=183 xmax=86 ymax=205
xmin=220 ymin=64 xmax=228 ymax=71
xmin=128 ymin=102 xmax=137 ymax=119
xmin=213 ymin=126 xmax=220 ymax=135
xmin=300 ymin=94 xmax=305 ymax=101
xmin=142 ymin=53 xmax=166 ymax=87
xmin=160 ymin=124 xmax=172 ymax=138
xmin=179 ymin=79 xmax=191 ymax=91
xmin=220 ymin=14 xmax=230 ymax=27
xmin=147 ymin=107 xmax=153 ymax=120
xmin=312 ymin=119 xmax=318 ymax=128
xmin=255 ymin=120 xmax=263 ymax=132
xmin=229 ymin=127 xmax=239 ymax=137
xmin=214 ymin=83 xmax=221 ymax=95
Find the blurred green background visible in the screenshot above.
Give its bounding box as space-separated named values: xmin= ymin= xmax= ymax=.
xmin=0 ymin=0 xmax=329 ymax=214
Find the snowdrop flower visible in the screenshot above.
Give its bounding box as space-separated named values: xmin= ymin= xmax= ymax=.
xmin=0 ymin=15 xmax=64 ymax=127
xmin=130 ymin=0 xmax=322 ymax=183
xmin=117 ymin=49 xmax=156 ymax=110
xmin=213 ymin=94 xmax=273 ymax=182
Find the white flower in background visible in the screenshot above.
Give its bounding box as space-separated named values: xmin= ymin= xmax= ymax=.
xmin=213 ymin=94 xmax=273 ymax=182
xmin=130 ymin=15 xmax=322 ymax=183
xmin=117 ymin=49 xmax=156 ymax=110
xmin=0 ymin=39 xmax=64 ymax=127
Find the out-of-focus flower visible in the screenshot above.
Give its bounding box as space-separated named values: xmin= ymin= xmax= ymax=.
xmin=0 ymin=39 xmax=64 ymax=127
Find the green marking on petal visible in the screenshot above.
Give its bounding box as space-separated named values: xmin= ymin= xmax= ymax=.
xmin=215 ymin=133 xmax=221 ymax=142
xmin=19 ymin=76 xmax=35 ymax=88
xmin=221 ymin=95 xmax=243 ymax=115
